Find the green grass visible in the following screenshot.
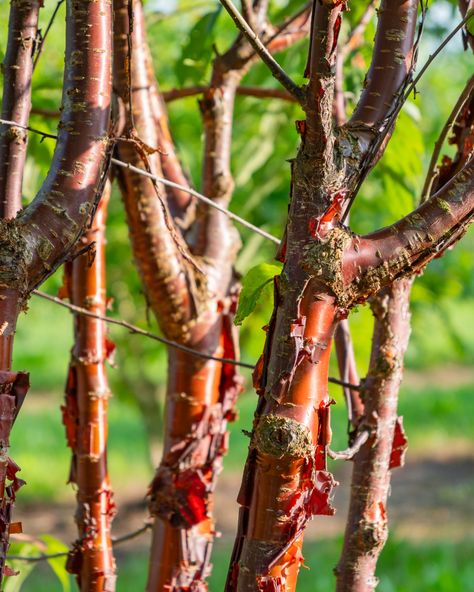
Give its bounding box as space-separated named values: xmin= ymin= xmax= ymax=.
xmin=12 ymin=537 xmax=474 ymax=591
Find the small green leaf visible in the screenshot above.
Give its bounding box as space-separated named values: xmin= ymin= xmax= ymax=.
xmin=467 ymin=8 xmax=474 ymax=36
xmin=40 ymin=534 xmax=71 ymax=592
xmin=234 ymin=263 xmax=281 ymax=326
xmin=4 ymin=542 xmax=39 ymax=592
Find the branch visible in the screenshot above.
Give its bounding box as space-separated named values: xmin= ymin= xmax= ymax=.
xmin=334 ymin=319 xmax=364 ymax=425
xmin=12 ymin=0 xmax=113 ymax=295
xmin=328 ymin=428 xmax=369 ymax=460
xmin=33 ymin=0 xmax=65 ymax=70
xmin=344 ymin=158 xmax=474 ymax=305
xmin=0 ymin=0 xmax=41 ymax=218
xmin=421 ymin=75 xmax=474 ymax=202
xmin=219 ymin=0 xmax=303 ymax=101
xmin=162 ymin=85 xmax=296 ymax=103
xmin=348 ymin=0 xmax=419 ymax=134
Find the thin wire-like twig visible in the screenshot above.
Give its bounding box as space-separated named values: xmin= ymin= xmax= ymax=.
xmin=341 ymin=11 xmax=474 ymax=223
xmin=219 ymin=0 xmax=304 ymax=101
xmin=7 ymin=524 xmax=152 ymax=563
xmin=33 ymin=290 xmax=360 ymax=390
xmin=33 ymin=0 xmax=65 ymax=70
xmin=328 ymin=429 xmax=370 ymax=460
xmin=111 ymin=158 xmax=281 ymax=245
xmin=162 ymin=85 xmax=295 ymax=103
xmin=0 ymin=117 xmax=281 ymax=245
xmin=34 ymin=290 xmax=255 ymax=369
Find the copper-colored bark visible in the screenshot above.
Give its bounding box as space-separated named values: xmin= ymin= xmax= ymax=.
xmin=62 ymin=182 xmax=116 ymax=591
xmin=0 ymin=0 xmax=40 ymax=219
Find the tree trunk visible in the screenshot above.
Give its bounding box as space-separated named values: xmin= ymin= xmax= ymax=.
xmin=62 ymin=182 xmax=116 ymax=591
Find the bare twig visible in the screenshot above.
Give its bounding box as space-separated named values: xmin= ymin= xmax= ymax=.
xmin=112 ymin=158 xmax=281 ymax=244
xmin=162 ymin=85 xmax=295 ymax=103
xmin=33 ymin=0 xmax=65 ymax=70
xmin=328 ymin=429 xmax=370 ymax=461
xmin=7 ymin=523 xmax=152 ymax=563
xmin=219 ymin=0 xmax=304 ymax=101
xmin=0 ymin=117 xmax=281 ymax=246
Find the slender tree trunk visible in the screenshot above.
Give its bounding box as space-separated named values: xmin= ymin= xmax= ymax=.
xmin=335 ymin=279 xmax=412 ymax=592
xmin=62 ymin=181 xmax=116 ymax=591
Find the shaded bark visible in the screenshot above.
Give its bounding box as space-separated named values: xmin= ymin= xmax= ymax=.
xmin=62 ymin=182 xmax=116 ymax=591
xmin=335 ymin=279 xmax=412 ymax=592
xmin=0 ymin=0 xmax=40 ymax=219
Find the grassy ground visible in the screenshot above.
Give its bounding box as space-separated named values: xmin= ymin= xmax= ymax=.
xmin=4 ymin=377 xmax=474 ymax=590
xmin=11 ymin=537 xmax=474 ymax=591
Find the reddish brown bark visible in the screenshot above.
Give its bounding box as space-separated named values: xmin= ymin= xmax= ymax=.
xmin=0 ymin=0 xmax=112 ymax=580
xmin=0 ymin=0 xmax=40 ymax=219
xmin=225 ymin=2 xmax=474 ymax=590
xmin=335 ymin=279 xmax=412 ymax=592
xmin=62 ymin=181 xmax=116 ymax=591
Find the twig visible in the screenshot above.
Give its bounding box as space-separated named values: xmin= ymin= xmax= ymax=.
xmin=341 ymin=0 xmax=378 ymax=59
xmin=0 ymin=117 xmax=281 ymax=246
xmin=328 ymin=429 xmax=370 ymax=461
xmin=33 ymin=290 xmax=255 ymax=369
xmin=421 ymin=74 xmax=474 ymax=203
xmin=219 ymin=0 xmax=304 ymax=101
xmin=111 ymin=158 xmax=281 ymax=245
xmin=162 ymin=85 xmax=295 ymax=103
xmin=7 ymin=523 xmax=152 ymax=563
xmin=33 ymin=0 xmax=65 ymax=70
xmin=33 ymin=290 xmax=359 ymax=390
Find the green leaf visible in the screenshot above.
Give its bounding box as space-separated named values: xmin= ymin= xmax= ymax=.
xmin=234 ymin=263 xmax=281 ymax=326
xmin=175 ymin=7 xmax=222 ymax=86
xmin=466 ymin=8 xmax=474 ymax=36
xmin=4 ymin=542 xmax=40 ymax=592
xmin=40 ymin=534 xmax=71 ymax=592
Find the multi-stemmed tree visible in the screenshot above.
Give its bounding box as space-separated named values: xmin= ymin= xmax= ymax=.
xmin=0 ymin=0 xmax=473 ymax=591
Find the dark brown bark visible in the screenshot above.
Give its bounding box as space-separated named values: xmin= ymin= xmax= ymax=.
xmin=62 ymin=182 xmax=116 ymax=591
xmin=0 ymin=0 xmax=40 ymax=219
xmin=335 ymin=279 xmax=412 ymax=592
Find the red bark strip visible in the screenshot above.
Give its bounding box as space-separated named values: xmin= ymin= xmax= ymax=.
xmin=0 ymin=371 xmax=29 ymax=587
xmin=0 ymin=0 xmax=41 ymax=219
xmin=62 ymin=182 xmax=116 ymax=591
xmin=335 ymin=279 xmax=412 ymax=592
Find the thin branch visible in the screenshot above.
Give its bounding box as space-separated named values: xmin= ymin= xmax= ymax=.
xmin=33 ymin=290 xmax=254 ymax=369
xmin=328 ymin=429 xmax=370 ymax=461
xmin=162 ymin=85 xmax=296 ymax=103
xmin=340 ymin=0 xmax=378 ymax=59
xmin=33 ymin=0 xmax=65 ymax=70
xmin=219 ymin=0 xmax=304 ymax=101
xmin=112 ymin=158 xmax=281 ymax=245
xmin=421 ymin=74 xmax=474 ymax=203
xmin=7 ymin=523 xmax=152 ymax=563
xmin=0 ymin=118 xmax=281 ymax=247
xmin=33 ymin=290 xmax=358 ymax=390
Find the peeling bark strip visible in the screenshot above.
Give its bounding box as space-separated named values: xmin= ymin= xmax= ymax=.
xmin=335 ymin=279 xmax=412 ymax=592
xmin=0 ymin=372 xmax=28 ymax=586
xmin=62 ymin=182 xmax=116 ymax=591
xmin=0 ymin=0 xmax=41 ymax=219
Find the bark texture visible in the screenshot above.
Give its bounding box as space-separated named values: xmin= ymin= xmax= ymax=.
xmin=62 ymin=182 xmax=116 ymax=591
xmin=0 ymin=0 xmax=40 ymax=219
xmin=335 ymin=279 xmax=412 ymax=592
